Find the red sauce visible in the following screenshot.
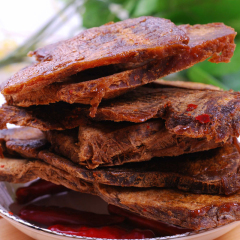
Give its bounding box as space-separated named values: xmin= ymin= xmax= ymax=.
xmin=195 ymin=114 xmax=210 ymax=123
xmin=186 ymin=104 xmax=198 ymax=111
xmin=0 ymin=165 xmax=4 ymax=168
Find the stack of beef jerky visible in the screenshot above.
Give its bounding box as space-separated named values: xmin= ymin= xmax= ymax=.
xmin=1 ymin=16 xmax=240 ymax=231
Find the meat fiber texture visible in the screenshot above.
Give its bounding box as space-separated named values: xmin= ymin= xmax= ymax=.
xmin=2 ymin=18 xmax=236 ymax=116
xmin=2 ymin=128 xmax=240 ymax=196
xmin=95 ymin=184 xmax=240 ymax=230
xmin=0 ymin=128 xmax=94 ymax=192
xmin=2 ymin=130 xmax=240 ymax=230
xmin=3 ymin=128 xmax=240 ymax=230
xmin=2 ymin=86 xmax=240 ymax=144
xmin=45 ymin=119 xmax=226 ymax=169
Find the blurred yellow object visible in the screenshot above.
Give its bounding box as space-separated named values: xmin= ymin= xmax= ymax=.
xmin=0 ymin=39 xmax=18 ymax=58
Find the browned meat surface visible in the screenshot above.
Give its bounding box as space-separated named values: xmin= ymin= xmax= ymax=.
xmin=45 ymin=119 xmax=226 ymax=168
xmin=38 ymin=144 xmax=240 ymax=195
xmin=0 ymin=103 xmax=87 ymax=131
xmin=0 ymin=156 xmax=93 ymax=193
xmin=3 ymin=128 xmax=240 ymax=195
xmin=2 ymin=17 xmax=189 ymax=96
xmin=0 ymin=127 xmax=46 ymax=158
xmin=1 ymin=85 xmax=240 ymax=144
xmin=95 ymin=87 xmax=240 ymax=143
xmin=0 ymin=128 xmax=94 ymax=192
xmin=1 ymin=86 xmax=240 ymax=143
xmin=0 ymin=126 xmax=44 ymax=141
xmin=95 ymin=184 xmax=240 ymax=230
xmin=2 ymin=21 xmax=235 ymax=117
xmin=6 ymin=139 xmax=48 ymax=159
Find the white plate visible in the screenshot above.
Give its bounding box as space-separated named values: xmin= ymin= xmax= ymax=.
xmin=0 ymin=181 xmax=240 ymax=240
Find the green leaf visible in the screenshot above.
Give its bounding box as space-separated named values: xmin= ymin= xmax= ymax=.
xmin=132 ymin=0 xmax=166 ymax=17
xmin=221 ymin=70 xmax=240 ymax=91
xmin=187 ymin=66 xmax=228 ymax=90
xmin=82 ymin=0 xmax=120 ymax=28
xmin=122 ymin=0 xmax=137 ymax=15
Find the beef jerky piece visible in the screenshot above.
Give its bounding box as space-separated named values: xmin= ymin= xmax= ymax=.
xmin=0 ymin=127 xmax=45 ymax=158
xmin=0 ymin=127 xmax=44 ymax=141
xmin=5 ymin=133 xmax=239 ymax=195
xmin=0 ymin=103 xmax=87 ymax=131
xmin=0 ymin=156 xmax=94 ymax=193
xmin=95 ymin=184 xmax=240 ymax=230
xmin=153 ymin=79 xmax=221 ymax=90
xmin=6 ymin=139 xmax=48 ymax=159
xmin=38 ymin=144 xmax=240 ymax=195
xmin=95 ymin=87 xmax=240 ymax=143
xmin=1 ymin=86 xmax=240 ymax=144
xmin=2 ymin=17 xmax=189 ymax=95
xmin=46 ymin=119 xmax=226 ymax=168
xmin=3 ymin=22 xmax=236 ymax=117
xmin=2 ymin=128 xmax=238 ymax=195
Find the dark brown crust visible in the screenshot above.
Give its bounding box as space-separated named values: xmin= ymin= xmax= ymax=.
xmin=95 ymin=184 xmax=240 ymax=230
xmin=3 ymin=22 xmax=236 ymax=116
xmin=0 ymin=103 xmax=87 ymax=131
xmin=6 ymin=139 xmax=49 ymax=159
xmin=0 ymin=157 xmax=94 ymax=193
xmin=37 ymin=144 xmax=240 ymax=195
xmin=95 ymin=87 xmax=240 ymax=143
xmin=5 ymin=133 xmax=240 ymax=195
xmin=1 ymin=87 xmax=240 ymax=143
xmin=46 ymin=119 xmax=226 ymax=169
xmin=2 ymin=17 xmax=189 ymax=95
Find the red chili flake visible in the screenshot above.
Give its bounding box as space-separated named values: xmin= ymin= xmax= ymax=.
xmin=186 ymin=104 xmax=198 ymax=111
xmin=147 ymin=125 xmax=150 ymax=129
xmin=69 ymin=90 xmax=73 ymax=94
xmin=0 ymin=165 xmax=4 ymax=168
xmin=143 ymin=209 xmax=147 ymax=212
xmin=195 ymin=114 xmax=210 ymax=123
xmin=8 ymin=211 xmax=13 ymax=215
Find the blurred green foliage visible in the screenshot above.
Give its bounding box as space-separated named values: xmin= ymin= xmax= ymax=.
xmin=80 ymin=0 xmax=240 ymax=90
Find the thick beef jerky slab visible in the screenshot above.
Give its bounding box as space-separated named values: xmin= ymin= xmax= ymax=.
xmin=0 ymin=103 xmax=87 ymax=131
xmin=0 ymin=78 xmax=220 ymax=130
xmin=0 ymin=157 xmax=93 ymax=193
xmin=3 ymin=22 xmax=235 ymax=117
xmin=5 ymin=133 xmax=240 ymax=195
xmin=46 ymin=119 xmax=225 ymax=168
xmin=1 ymin=86 xmax=240 ymax=144
xmin=2 ymin=17 xmax=189 ymax=96
xmin=0 ymin=127 xmax=46 ymax=158
xmin=0 ymin=128 xmax=94 ymax=192
xmin=37 ymin=144 xmax=240 ymax=195
xmin=95 ymin=87 xmax=240 ymax=143
xmin=95 ymin=184 xmax=240 ymax=230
